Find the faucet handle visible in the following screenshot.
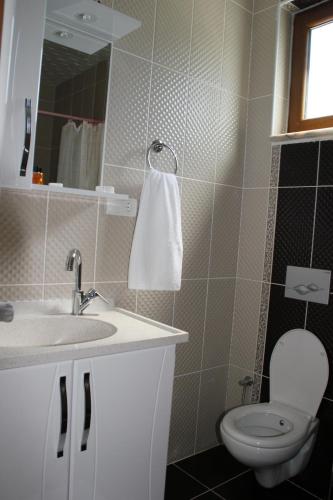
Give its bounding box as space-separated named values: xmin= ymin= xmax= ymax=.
xmin=85 ymin=288 xmax=110 ymax=304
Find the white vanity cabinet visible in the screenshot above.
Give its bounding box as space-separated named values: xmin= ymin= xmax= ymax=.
xmin=0 ymin=346 xmax=175 ymax=500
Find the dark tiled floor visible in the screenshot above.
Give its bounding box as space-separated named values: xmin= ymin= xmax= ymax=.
xmin=165 ymin=445 xmax=319 ymax=500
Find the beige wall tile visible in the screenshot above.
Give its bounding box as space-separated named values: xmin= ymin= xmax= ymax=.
xmin=0 ymin=285 xmax=43 ymax=301
xmin=174 ymin=280 xmax=207 ymax=375
xmin=147 ymin=65 xmax=188 ymax=175
xmin=113 ymin=0 xmax=156 ymax=60
xmin=190 ymin=0 xmax=225 ymax=84
xmin=249 ymin=7 xmax=277 ymax=99
xmin=104 ymin=50 xmax=151 ymax=170
xmin=137 ymin=290 xmax=174 ymax=325
xmin=182 ymin=180 xmax=214 ymax=279
xmin=254 ymin=0 xmax=278 ymax=12
xmin=230 ymin=278 xmax=262 ymax=372
xmin=102 ymin=165 xmax=144 ymax=199
xmin=0 ymin=189 xmax=47 ymax=285
xmin=96 ymin=205 xmax=135 ymax=282
xmin=222 ymin=1 xmax=252 ymax=98
xmin=168 ymin=373 xmax=200 ymax=463
xmin=237 ymin=188 xmax=269 ymax=281
xmin=216 ymin=91 xmax=247 ymax=187
xmin=235 ymin=0 xmax=254 ymax=12
xmin=154 ymin=0 xmax=193 ymax=73
xmin=196 ymin=365 xmax=228 ymax=452
xmin=225 ymin=365 xmax=254 ymax=410
xmin=44 ymin=283 xmax=93 ymax=301
xmin=45 ymin=194 xmax=98 ymax=284
xmin=184 ymin=79 xmax=219 ymax=182
xmin=96 ymin=282 xmax=136 ymax=311
xmin=209 ymin=185 xmax=242 ymax=278
xmin=203 ymin=279 xmax=236 ymax=368
xmin=244 ymin=96 xmax=273 ymax=188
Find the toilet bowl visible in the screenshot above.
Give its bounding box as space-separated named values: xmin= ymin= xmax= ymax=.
xmin=220 ymin=329 xmax=329 ymax=488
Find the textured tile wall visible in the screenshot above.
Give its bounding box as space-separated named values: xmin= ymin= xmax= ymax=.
xmin=227 ymin=1 xmax=279 ymax=409
xmin=0 ymin=0 xmax=253 ymax=464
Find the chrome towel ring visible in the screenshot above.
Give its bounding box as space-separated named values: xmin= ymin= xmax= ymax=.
xmin=146 ymin=139 xmax=178 ymax=174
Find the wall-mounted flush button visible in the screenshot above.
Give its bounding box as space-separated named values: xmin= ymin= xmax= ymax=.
xmin=285 ymin=266 xmax=331 ymax=304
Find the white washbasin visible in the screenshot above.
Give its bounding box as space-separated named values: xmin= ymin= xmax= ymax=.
xmin=0 ymin=316 xmax=117 ymax=347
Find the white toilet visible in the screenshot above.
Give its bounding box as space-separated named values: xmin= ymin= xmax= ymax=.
xmin=220 ymin=329 xmax=329 ymax=488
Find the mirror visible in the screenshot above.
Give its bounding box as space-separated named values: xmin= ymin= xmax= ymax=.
xmin=34 ymin=27 xmax=110 ymax=190
xmin=33 ymin=1 xmax=141 ymax=191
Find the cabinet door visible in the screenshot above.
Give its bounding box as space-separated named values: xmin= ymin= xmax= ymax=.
xmin=0 ymin=361 xmax=72 ymax=500
xmin=0 ymin=0 xmax=45 ymax=187
xmin=70 ymin=346 xmax=175 ymax=500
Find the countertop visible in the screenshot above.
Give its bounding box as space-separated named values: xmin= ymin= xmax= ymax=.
xmin=0 ymin=302 xmax=188 ymax=370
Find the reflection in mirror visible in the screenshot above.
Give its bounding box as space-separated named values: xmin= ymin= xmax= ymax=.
xmin=34 ymin=25 xmax=110 ymax=190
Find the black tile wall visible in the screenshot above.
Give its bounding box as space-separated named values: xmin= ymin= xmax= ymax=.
xmin=312 ymin=188 xmax=333 ymax=289
xmin=291 ymin=398 xmax=333 ymax=499
xmin=318 ymin=141 xmax=333 ymax=185
xmin=271 ymin=188 xmax=316 ymax=284
xmin=306 ymin=300 xmax=333 ymax=399
xmin=261 ymin=139 xmax=333 ymax=499
xmin=263 ymin=285 xmax=306 ymax=376
xmin=279 ymin=142 xmax=319 ymax=187
xmin=259 ymin=376 xmax=269 ymax=403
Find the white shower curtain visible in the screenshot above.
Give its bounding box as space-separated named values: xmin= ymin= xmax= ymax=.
xmin=57 ymin=121 xmax=104 ymax=190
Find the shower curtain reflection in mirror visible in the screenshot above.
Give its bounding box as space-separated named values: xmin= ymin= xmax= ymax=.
xmin=57 ymin=120 xmax=104 ymax=190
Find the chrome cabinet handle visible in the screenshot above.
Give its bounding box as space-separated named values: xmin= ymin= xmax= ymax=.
xmin=57 ymin=376 xmax=68 ymax=458
xmin=20 ymin=98 xmax=31 ymax=177
xmin=81 ymin=372 xmax=91 ymax=452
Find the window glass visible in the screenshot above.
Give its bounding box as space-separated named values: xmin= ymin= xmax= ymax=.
xmin=305 ymin=21 xmax=333 ymax=119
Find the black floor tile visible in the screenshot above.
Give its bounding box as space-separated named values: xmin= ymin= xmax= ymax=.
xmin=194 ymin=493 xmax=223 ymax=499
xmin=271 ymin=188 xmax=316 ymax=285
xmin=164 ymin=465 xmax=207 ymax=500
xmin=215 ymin=471 xmax=315 ymax=500
xmin=279 ymin=142 xmax=319 ymax=187
xmin=263 ymin=284 xmax=306 ymax=376
xmin=176 ymin=446 xmax=247 ymax=489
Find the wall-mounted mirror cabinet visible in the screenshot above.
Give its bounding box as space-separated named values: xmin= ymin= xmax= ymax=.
xmin=0 ymin=0 xmax=141 ymax=192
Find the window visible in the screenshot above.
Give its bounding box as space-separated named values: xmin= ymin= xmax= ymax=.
xmin=288 ymin=2 xmax=333 ymax=132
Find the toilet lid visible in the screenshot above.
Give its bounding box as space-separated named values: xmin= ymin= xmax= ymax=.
xmin=270 ymin=329 xmax=329 ymax=417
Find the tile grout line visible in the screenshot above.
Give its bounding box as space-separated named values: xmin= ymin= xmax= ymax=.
xmin=305 ymin=142 xmax=321 ymax=327
xmin=226 ymin=0 xmax=255 ymax=409
xmin=174 ymin=460 xmax=251 ymax=497
xmin=185 ymin=0 xmax=206 ymax=457
xmin=111 ymin=46 xmax=249 ymax=101
xmin=288 ymin=479 xmax=322 ymax=499
xmin=174 ymin=363 xmax=229 ymax=380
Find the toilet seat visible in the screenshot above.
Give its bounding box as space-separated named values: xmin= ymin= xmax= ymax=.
xmin=270 ymin=329 xmax=329 ymax=417
xmin=221 ymin=402 xmax=312 ymax=449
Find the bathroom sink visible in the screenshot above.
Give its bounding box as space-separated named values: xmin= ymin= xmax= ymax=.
xmin=0 ymin=316 xmax=117 ymax=347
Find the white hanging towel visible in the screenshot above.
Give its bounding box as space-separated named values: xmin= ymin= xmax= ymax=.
xmin=128 ymin=169 xmax=183 ymax=290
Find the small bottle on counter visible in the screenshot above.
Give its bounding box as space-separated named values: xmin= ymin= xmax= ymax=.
xmin=32 ymin=166 xmax=44 ymax=185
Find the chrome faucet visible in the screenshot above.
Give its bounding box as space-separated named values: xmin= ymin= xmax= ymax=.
xmin=66 ymin=248 xmax=109 ymax=315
